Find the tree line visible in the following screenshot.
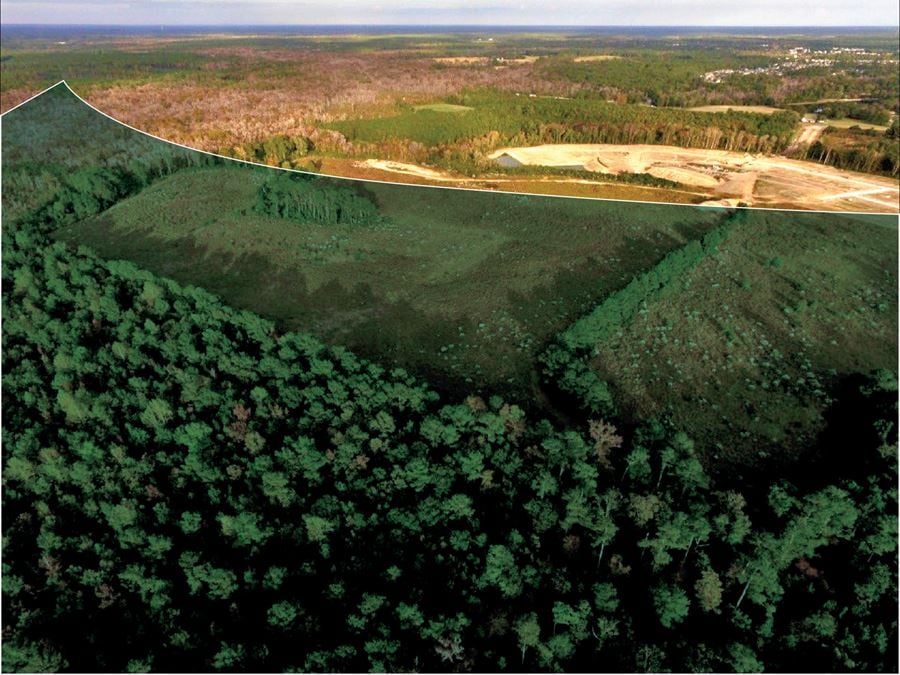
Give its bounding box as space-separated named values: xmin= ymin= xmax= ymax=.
xmin=221 ymin=134 xmax=317 ymax=170
xmin=540 ymin=215 xmax=738 ymax=417
xmin=801 ymin=124 xmax=900 ymax=176
xmin=253 ymin=173 xmax=385 ymax=226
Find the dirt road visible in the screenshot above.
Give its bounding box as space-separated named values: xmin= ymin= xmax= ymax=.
xmin=786 ymin=123 xmax=826 ymax=153
xmin=352 ymin=159 xmax=705 ymax=203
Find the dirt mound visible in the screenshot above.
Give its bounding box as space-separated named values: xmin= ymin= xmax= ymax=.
xmin=714 ymin=172 xmax=758 ymax=201
xmin=583 ymin=157 xmax=614 ymax=174
xmin=699 ymin=198 xmax=744 ymax=207
xmin=360 ymin=159 xmax=457 ymax=181
xmin=647 ymin=166 xmax=721 ymax=188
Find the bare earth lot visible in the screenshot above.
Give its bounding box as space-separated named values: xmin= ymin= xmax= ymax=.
xmin=354 ymin=142 xmax=899 ymax=212
xmin=487 ymin=144 xmax=900 ymax=212
xmin=786 ymin=123 xmax=827 ymax=152
xmin=687 ymin=104 xmax=786 ymax=114
xmin=354 ymin=159 xmax=706 ymax=203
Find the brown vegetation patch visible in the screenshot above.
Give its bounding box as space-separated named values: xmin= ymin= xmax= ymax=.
xmin=69 ymin=50 xmax=574 ymax=151
xmin=573 ymin=55 xmax=623 ymax=62
xmin=433 ymin=56 xmax=489 ymax=65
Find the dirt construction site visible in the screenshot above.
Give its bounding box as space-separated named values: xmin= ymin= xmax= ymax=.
xmin=351 ymin=145 xmax=898 ymax=213
xmin=486 ymin=144 xmax=899 ymax=212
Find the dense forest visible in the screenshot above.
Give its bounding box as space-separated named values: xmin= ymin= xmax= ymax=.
xmin=327 ymin=91 xmax=802 ymax=161
xmin=540 ymin=48 xmax=899 ymax=111
xmin=2 ymin=85 xmax=898 ymax=673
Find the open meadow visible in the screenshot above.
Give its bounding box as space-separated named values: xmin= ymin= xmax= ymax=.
xmin=53 ymin=164 xmax=724 ymax=399
xmin=588 ymin=210 xmax=897 ymax=468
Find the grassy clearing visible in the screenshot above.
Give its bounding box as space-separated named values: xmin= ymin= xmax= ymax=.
xmin=824 ymin=117 xmax=890 ymax=131
xmin=328 ymin=105 xmax=505 ymax=146
xmin=572 ymin=54 xmax=623 ymax=62
xmin=412 ymin=102 xmax=474 ymax=112
xmin=54 ymin=165 xmax=725 ymax=398
xmin=587 ymin=210 xmax=897 ymax=467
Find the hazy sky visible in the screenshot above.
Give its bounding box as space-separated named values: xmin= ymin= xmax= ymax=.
xmin=1 ymin=0 xmax=898 ymax=26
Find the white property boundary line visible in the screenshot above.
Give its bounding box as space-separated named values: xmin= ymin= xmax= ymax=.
xmin=2 ymin=80 xmax=899 ymax=219
xmin=0 ymin=80 xmax=71 ymax=115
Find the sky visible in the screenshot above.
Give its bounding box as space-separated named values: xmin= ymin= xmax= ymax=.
xmin=1 ymin=0 xmax=898 ymax=27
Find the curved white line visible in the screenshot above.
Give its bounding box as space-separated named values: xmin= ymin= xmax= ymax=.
xmin=0 ymin=80 xmax=68 ymax=116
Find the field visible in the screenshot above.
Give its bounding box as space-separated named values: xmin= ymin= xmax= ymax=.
xmin=823 ymin=117 xmax=890 ymax=131
xmin=22 ymin=84 xmax=899 ymax=463
xmin=53 ymin=163 xmax=724 ymax=399
xmin=589 ymin=211 xmax=897 ymax=467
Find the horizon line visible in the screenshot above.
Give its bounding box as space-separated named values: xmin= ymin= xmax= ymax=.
xmin=2 ymin=22 xmax=898 ymax=28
